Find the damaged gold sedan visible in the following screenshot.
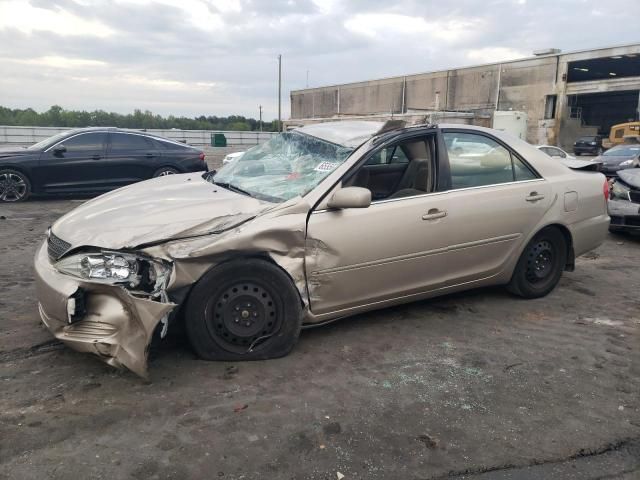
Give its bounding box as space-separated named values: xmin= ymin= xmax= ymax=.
xmin=35 ymin=121 xmax=610 ymax=377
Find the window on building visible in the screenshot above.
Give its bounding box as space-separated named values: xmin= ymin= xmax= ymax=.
xmin=544 ymin=95 xmax=557 ymax=119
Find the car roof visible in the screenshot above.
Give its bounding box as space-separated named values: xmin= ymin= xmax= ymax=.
xmin=57 ymin=127 xmax=195 ymax=148
xmin=295 ymin=120 xmax=538 ymax=148
xmin=295 ymin=121 xmax=386 ymax=148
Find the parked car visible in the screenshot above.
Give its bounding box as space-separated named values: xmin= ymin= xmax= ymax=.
xmin=594 ymin=144 xmax=640 ymax=177
xmin=0 ymin=128 xmax=207 ymax=202
xmin=573 ymin=135 xmax=604 ymax=156
xmin=35 ymin=121 xmax=609 ymax=377
xmin=608 ymin=169 xmax=640 ymax=233
xmin=536 ymin=145 xmax=575 ymax=160
xmin=222 ymin=151 xmax=245 ymax=165
xmin=536 ymin=145 xmax=603 ymax=172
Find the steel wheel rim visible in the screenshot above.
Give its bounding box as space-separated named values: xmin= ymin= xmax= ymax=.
xmin=206 ymin=281 xmax=280 ymax=353
xmin=0 ymin=173 xmax=27 ymax=202
xmin=525 ymin=240 xmax=554 ymax=283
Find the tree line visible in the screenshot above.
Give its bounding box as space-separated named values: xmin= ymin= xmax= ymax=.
xmin=0 ymin=105 xmax=279 ymax=131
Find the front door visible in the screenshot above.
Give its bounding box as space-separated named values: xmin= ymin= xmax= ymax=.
xmin=305 ymin=133 xmax=450 ymax=316
xmin=37 ymin=132 xmax=108 ymax=193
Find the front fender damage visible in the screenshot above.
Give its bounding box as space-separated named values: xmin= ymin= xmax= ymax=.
xmin=38 ymin=200 xmax=313 ymax=379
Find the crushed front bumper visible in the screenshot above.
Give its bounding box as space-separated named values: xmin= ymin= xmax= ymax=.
xmin=608 ymin=199 xmax=640 ymax=232
xmin=34 ymin=241 xmax=176 ymax=378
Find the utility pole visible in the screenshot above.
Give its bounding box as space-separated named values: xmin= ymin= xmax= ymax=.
xmin=278 ymin=54 xmax=282 ymax=132
xmin=259 ymin=105 xmax=263 ymax=132
xmin=306 ymin=69 xmax=309 ymax=88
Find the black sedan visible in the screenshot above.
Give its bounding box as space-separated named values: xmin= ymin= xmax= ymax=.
xmin=573 ymin=135 xmax=604 ymax=156
xmin=0 ymin=128 xmax=207 ymax=202
xmin=594 ymin=144 xmax=640 ymax=178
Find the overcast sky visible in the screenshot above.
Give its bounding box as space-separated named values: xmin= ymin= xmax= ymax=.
xmin=0 ymin=0 xmax=636 ymax=120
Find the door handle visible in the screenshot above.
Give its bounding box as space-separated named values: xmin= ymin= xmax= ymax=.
xmin=526 ymin=191 xmax=545 ymax=202
xmin=422 ymin=209 xmax=447 ymax=221
xmin=92 ymin=154 xmax=101 ymax=160
xmin=146 ymin=153 xmax=154 ymax=158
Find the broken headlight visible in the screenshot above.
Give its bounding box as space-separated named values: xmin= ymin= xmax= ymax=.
xmin=610 ymin=181 xmax=631 ymax=201
xmin=55 ymin=252 xmax=169 ymax=293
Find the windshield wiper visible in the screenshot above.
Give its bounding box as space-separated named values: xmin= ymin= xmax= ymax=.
xmin=212 ymin=181 xmax=254 ymax=198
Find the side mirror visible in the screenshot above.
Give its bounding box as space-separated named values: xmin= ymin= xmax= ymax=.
xmin=53 ymin=145 xmax=66 ymax=155
xmin=327 ymin=187 xmax=371 ymax=209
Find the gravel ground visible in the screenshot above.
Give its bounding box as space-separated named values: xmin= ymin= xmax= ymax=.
xmin=0 ymin=198 xmax=638 ymax=480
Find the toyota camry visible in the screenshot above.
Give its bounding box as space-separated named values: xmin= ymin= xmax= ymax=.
xmin=34 ymin=121 xmax=610 ymax=377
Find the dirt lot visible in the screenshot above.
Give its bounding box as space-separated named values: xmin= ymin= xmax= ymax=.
xmin=1 ymin=198 xmax=639 ymax=480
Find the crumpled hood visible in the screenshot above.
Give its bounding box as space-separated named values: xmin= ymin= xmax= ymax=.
xmin=52 ymin=173 xmax=269 ymax=250
xmin=618 ymin=168 xmax=640 ymax=188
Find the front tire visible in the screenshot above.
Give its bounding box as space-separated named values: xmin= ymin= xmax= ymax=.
xmin=0 ymin=169 xmax=31 ymax=202
xmin=185 ymin=259 xmax=302 ymax=361
xmin=507 ymin=227 xmax=567 ymax=299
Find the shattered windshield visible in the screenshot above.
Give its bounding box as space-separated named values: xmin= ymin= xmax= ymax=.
xmin=211 ymin=131 xmax=353 ymax=202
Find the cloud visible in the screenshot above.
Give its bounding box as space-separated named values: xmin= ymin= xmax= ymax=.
xmin=0 ymin=0 xmax=635 ymax=120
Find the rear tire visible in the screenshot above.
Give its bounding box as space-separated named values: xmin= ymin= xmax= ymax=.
xmin=185 ymin=259 xmax=302 ymax=361
xmin=507 ymin=227 xmax=567 ymax=299
xmin=0 ymin=169 xmax=31 ymax=202
xmin=153 ymin=167 xmax=179 ymax=177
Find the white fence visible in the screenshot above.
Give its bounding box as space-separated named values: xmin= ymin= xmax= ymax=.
xmin=0 ymin=125 xmax=277 ymax=148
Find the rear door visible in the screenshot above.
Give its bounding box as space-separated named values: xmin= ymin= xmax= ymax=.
xmin=38 ymin=132 xmax=108 ymax=193
xmin=105 ymin=132 xmax=161 ymax=186
xmin=440 ymin=129 xmax=552 ymax=285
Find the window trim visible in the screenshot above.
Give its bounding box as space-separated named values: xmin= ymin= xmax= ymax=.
xmin=107 ymin=132 xmax=155 ymax=153
xmin=356 ymin=132 xmax=437 ymax=204
xmin=44 ymin=131 xmax=109 ymax=153
xmin=309 ymin=127 xmax=439 ymax=213
xmin=440 ymin=128 xmax=541 ymax=191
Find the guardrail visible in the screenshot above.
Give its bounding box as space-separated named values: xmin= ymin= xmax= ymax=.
xmin=0 ymin=126 xmax=277 ymax=147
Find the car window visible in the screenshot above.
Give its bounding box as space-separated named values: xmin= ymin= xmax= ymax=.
xmin=542 ymin=147 xmax=565 ymax=158
xmin=603 ymin=146 xmax=640 ymax=156
xmin=61 ymin=133 xmax=106 ymax=153
xmin=366 ymin=145 xmax=409 ymax=165
xmin=443 ymin=132 xmax=536 ymax=189
xmin=110 ymin=133 xmax=154 ymax=151
xmin=214 ymin=131 xmax=353 ymax=202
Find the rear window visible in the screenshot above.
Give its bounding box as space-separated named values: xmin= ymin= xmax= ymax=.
xmin=603 ymin=146 xmax=640 ymax=157
xmin=578 ymin=136 xmax=596 ymax=142
xmin=156 ymin=139 xmax=190 ymax=150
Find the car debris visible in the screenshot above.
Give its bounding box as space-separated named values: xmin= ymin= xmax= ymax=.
xmin=35 ymin=120 xmax=609 ymax=377
xmin=608 ymin=168 xmax=640 ymax=233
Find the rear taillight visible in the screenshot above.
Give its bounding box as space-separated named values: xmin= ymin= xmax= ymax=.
xmin=199 ymin=152 xmax=205 ymax=161
xmin=603 ymin=178 xmax=610 ymax=200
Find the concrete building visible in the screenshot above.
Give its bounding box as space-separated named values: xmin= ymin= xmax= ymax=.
xmin=289 ymin=43 xmax=640 ymax=149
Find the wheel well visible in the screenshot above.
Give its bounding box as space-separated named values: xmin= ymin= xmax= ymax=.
xmin=154 ymin=165 xmax=182 ymax=174
xmin=182 ymin=253 xmax=305 ymax=308
xmin=0 ymin=165 xmax=30 ymax=179
xmin=539 ymin=224 xmax=575 ymax=272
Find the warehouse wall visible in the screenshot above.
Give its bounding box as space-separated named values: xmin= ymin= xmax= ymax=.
xmin=290 ymin=44 xmax=640 ymax=145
